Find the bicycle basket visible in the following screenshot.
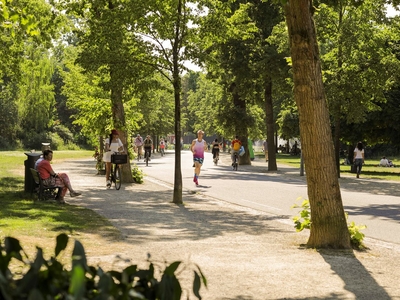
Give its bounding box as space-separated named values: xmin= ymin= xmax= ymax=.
xmin=111 ymin=154 xmax=128 ymax=164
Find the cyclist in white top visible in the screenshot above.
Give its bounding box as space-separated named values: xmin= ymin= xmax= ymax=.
xmin=104 ymin=129 xmax=124 ymax=187
xmin=135 ymin=134 xmax=143 ymax=158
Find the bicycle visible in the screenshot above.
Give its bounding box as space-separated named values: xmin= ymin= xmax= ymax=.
xmin=144 ymin=148 xmax=150 ymax=166
xmin=232 ymin=153 xmax=238 ymax=171
xmin=110 ymin=152 xmax=127 ymax=190
xmin=213 ymin=152 xmax=219 ymax=165
xmin=160 ymin=147 xmax=165 ymax=157
xmin=137 ymin=146 xmax=142 ymax=161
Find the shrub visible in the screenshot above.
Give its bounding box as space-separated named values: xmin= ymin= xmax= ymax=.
xmin=292 ymin=197 xmax=367 ymax=249
xmin=0 ymin=234 xmax=207 ymax=299
xmin=132 ymin=164 xmax=144 ymax=184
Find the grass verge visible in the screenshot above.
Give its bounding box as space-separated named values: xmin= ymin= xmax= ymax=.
xmin=0 ymin=150 xmax=122 ymax=261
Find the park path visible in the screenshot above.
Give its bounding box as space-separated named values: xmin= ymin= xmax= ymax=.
xmin=55 ymin=156 xmax=400 ymax=300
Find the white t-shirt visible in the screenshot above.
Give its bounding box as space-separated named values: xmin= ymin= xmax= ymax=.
xmin=354 ymin=148 xmax=364 ymax=159
xmin=103 ymin=138 xmax=123 ymax=162
xmin=380 ymin=158 xmax=389 ymax=166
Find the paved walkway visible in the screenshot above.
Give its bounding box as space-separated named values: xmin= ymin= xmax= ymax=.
xmin=56 ymin=155 xmax=400 ymax=300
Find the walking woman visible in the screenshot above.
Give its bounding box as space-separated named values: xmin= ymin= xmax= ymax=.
xmin=353 ymin=141 xmax=365 ymax=178
xmin=104 ymin=129 xmax=124 ymax=188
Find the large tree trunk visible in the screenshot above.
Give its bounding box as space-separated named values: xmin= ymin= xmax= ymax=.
xmin=264 ymin=75 xmax=277 ymax=171
xmin=110 ymin=72 xmax=133 ymax=183
xmin=285 ymin=0 xmax=350 ymax=249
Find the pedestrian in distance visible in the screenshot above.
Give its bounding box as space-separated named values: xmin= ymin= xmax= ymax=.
xmin=353 ymin=141 xmax=365 ymax=178
xmin=191 ymin=130 xmax=208 ymax=186
xmin=263 ymin=139 xmax=268 ymax=162
xmin=379 ymin=156 xmax=389 ymax=167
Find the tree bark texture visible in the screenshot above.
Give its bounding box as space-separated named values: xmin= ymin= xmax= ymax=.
xmin=172 ymin=0 xmax=183 ymax=204
xmin=264 ymin=75 xmax=277 ymax=171
xmin=285 ymin=0 xmax=351 ymax=248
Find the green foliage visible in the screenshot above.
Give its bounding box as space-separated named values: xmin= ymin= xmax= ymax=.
xmin=346 ymin=213 xmax=367 ymax=249
xmin=277 ymin=107 xmax=300 ymax=141
xmin=0 ymin=234 xmax=207 ymax=299
xmin=292 ymin=198 xmax=367 ymax=249
xmin=132 ymin=164 xmax=144 ymax=184
xmin=291 ymin=198 xmax=312 ymax=232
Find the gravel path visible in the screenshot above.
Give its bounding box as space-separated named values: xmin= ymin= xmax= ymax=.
xmin=55 ymin=157 xmax=400 ymax=300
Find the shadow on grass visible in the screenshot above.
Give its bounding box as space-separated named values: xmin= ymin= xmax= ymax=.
xmin=0 ymin=176 xmax=121 ymax=241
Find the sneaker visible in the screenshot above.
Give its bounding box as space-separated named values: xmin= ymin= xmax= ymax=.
xmin=106 ymin=180 xmax=111 ymax=188
xmin=70 ymin=192 xmax=81 ymax=197
xmin=194 ymin=177 xmax=198 ymax=186
xmin=193 ymin=176 xmax=196 ymax=182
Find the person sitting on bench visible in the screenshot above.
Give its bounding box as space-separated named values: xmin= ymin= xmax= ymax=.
xmin=36 ymin=150 xmax=82 ymax=204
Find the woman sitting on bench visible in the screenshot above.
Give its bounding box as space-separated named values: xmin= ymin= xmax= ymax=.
xmin=36 ymin=150 xmax=82 ymax=204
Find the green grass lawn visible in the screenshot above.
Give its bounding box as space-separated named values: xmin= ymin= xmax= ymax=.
xmin=264 ymin=153 xmax=400 ymax=181
xmin=0 ymin=150 xmax=120 ymax=245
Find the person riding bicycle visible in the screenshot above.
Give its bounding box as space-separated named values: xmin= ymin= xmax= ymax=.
xmin=144 ymin=135 xmax=153 ymax=161
xmin=104 ymin=129 xmax=124 ymax=188
xmin=212 ymin=139 xmax=220 ymax=162
xmin=135 ymin=134 xmax=143 ymax=158
xmin=160 ymin=137 xmax=166 ymax=154
xmin=231 ymin=136 xmax=242 ymax=166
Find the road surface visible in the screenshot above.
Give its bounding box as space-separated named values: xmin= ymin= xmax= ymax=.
xmin=137 ymin=150 xmax=400 ymax=245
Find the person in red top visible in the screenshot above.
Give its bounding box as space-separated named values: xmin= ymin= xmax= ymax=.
xmin=231 ymin=136 xmax=242 ymax=165
xmin=36 ymin=150 xmax=82 ymax=203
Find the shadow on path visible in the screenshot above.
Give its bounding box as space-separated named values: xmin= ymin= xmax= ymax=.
xmin=318 ymin=250 xmax=392 ymax=300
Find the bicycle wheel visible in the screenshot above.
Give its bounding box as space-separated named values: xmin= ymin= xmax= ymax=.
xmin=234 ymin=155 xmax=238 ymax=171
xmin=114 ymin=165 xmax=121 ymax=190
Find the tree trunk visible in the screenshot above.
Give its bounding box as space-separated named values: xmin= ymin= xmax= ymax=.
xmin=285 ymin=0 xmax=351 ymax=249
xmin=172 ymin=0 xmax=183 ymax=205
xmin=264 ymin=75 xmax=277 ymax=171
xmin=110 ymin=72 xmax=133 ymax=183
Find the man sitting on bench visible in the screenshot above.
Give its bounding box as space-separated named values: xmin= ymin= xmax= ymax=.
xmin=36 ymin=150 xmax=82 ymax=204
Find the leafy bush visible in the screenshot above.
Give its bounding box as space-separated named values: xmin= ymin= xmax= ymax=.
xmin=346 ymin=213 xmax=367 ymax=249
xmin=132 ymin=164 xmax=144 ymax=184
xmin=0 ymin=234 xmax=207 ymax=299
xmin=53 ymin=124 xmax=75 ymax=144
xmin=292 ymin=197 xmax=367 ymax=249
xmin=291 ymin=197 xmax=311 ymax=232
xmin=19 ymin=130 xmax=50 ymax=150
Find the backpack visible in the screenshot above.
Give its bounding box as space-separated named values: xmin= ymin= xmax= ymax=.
xmin=233 ymin=141 xmax=241 ymax=151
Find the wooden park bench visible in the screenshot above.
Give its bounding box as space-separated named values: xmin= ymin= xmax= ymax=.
xmin=30 ymin=168 xmax=62 ymax=201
